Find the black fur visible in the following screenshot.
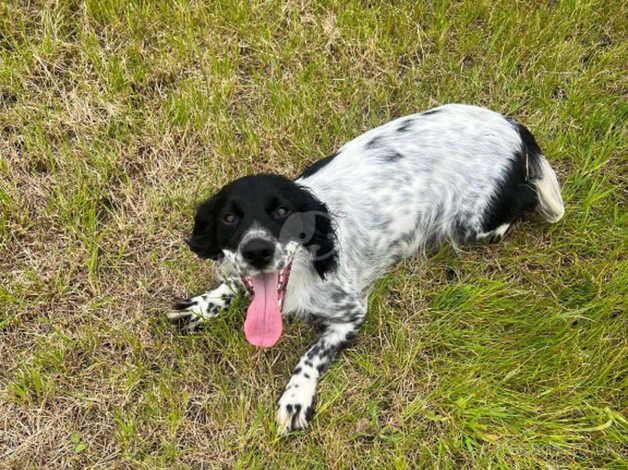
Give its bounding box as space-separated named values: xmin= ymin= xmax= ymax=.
xmin=383 ymin=150 xmax=404 ymax=162
xmin=188 ymin=174 xmax=337 ymax=278
xmin=481 ymin=120 xmax=543 ymax=231
xmin=396 ymin=118 xmax=414 ymax=133
xmin=299 ymin=152 xmax=338 ymax=179
xmin=366 ymin=136 xmax=382 ymax=149
xmin=186 ymin=192 xmax=224 ymax=260
xmin=298 ymin=193 xmax=338 ymax=278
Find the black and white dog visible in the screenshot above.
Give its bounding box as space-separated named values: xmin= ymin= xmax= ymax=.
xmin=168 ymin=104 xmax=564 ymax=433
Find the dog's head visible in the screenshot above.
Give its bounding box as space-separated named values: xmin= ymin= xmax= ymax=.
xmin=186 ymin=174 xmax=337 ymax=347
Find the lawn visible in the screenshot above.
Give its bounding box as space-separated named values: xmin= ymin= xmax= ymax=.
xmin=1 ymin=0 xmax=626 ymax=468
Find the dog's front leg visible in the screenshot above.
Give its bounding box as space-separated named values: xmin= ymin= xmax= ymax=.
xmin=167 ymin=278 xmax=243 ymax=332
xmin=276 ymin=315 xmax=364 ymax=433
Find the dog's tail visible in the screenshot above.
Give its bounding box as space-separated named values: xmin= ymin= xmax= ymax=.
xmin=511 ymin=120 xmax=565 ymax=224
xmin=532 ymin=156 xmax=564 ymax=223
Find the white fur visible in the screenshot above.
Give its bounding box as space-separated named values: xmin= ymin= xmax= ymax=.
xmin=535 ymin=157 xmax=565 ymax=222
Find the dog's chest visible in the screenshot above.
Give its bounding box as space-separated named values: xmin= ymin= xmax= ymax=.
xmin=282 ymin=255 xmax=324 ymax=319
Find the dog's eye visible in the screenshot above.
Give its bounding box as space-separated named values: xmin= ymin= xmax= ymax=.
xmin=223 ymin=213 xmax=239 ymax=225
xmin=272 ymin=207 xmax=291 ymax=219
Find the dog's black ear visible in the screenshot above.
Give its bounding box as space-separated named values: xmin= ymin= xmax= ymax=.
xmin=187 ymin=193 xmax=224 ymax=260
xmin=308 ymin=206 xmax=337 ymax=279
xmin=296 ymin=188 xmax=337 ymax=279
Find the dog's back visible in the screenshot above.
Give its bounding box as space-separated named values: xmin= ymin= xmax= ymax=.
xmin=297 ymin=104 xmax=564 ymax=288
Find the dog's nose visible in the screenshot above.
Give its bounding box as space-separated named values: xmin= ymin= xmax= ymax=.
xmin=241 ymin=239 xmax=275 ymax=268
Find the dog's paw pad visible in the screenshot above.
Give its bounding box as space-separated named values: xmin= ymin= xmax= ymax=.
xmin=276 ymin=402 xmax=314 ymax=434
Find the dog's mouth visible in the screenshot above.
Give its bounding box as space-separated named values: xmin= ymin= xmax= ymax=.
xmin=241 ymin=263 xmax=292 ymax=348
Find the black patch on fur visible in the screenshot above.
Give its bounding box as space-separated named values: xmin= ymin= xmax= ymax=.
xmin=304 ymin=373 xmax=310 ymax=379
xmin=307 ymin=345 xmax=320 ymax=359
xmin=366 ymin=136 xmax=382 ymax=149
xmin=396 ymin=119 xmax=414 ymax=133
xmin=290 ymin=404 xmax=302 ymax=430
xmin=293 ymin=367 xmax=302 ymax=375
xmin=481 ymin=119 xmax=543 ymax=232
xmin=298 ymin=152 xmax=338 ymax=179
xmin=421 ymin=109 xmax=441 ymax=116
xmin=383 ymin=150 xmax=404 ymax=162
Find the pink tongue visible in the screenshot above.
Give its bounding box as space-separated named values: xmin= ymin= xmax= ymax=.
xmin=244 ymin=272 xmax=283 ymax=348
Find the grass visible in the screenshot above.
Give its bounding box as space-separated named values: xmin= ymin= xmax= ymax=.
xmin=0 ymin=0 xmax=626 ymax=467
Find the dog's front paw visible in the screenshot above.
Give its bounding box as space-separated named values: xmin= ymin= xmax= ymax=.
xmin=167 ymin=294 xmax=224 ymax=332
xmin=276 ymin=382 xmax=316 ymax=434
xmin=276 ymin=401 xmax=315 ymax=434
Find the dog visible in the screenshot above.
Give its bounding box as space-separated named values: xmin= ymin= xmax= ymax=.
xmin=168 ymin=104 xmax=564 ymax=433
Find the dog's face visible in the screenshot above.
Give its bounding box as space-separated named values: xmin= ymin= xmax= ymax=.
xmin=186 ymin=174 xmax=336 ymax=347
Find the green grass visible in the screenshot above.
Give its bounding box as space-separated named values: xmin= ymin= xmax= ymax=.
xmin=1 ymin=0 xmax=626 ymax=467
